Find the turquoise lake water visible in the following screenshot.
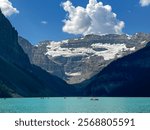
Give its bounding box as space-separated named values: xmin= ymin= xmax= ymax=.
xmin=0 ymin=98 xmax=150 ymax=113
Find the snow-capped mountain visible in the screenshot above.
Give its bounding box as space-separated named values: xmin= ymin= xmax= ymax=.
xmin=18 ymin=33 xmax=150 ymax=84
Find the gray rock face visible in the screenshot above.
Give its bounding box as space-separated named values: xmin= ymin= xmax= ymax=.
xmin=18 ymin=33 xmax=150 ymax=84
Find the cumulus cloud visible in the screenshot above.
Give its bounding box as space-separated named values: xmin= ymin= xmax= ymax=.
xmin=140 ymin=0 xmax=150 ymax=6
xmin=0 ymin=0 xmax=19 ymax=16
xmin=62 ymin=0 xmax=125 ymax=35
xmin=41 ymin=21 xmax=48 ymax=25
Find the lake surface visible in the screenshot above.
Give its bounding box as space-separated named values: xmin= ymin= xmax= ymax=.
xmin=0 ymin=98 xmax=150 ymax=113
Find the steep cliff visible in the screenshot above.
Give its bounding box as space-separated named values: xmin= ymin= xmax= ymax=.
xmin=0 ymin=10 xmax=75 ymax=97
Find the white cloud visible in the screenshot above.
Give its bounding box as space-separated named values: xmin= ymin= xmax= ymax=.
xmin=0 ymin=0 xmax=19 ymax=16
xmin=140 ymin=0 xmax=150 ymax=6
xmin=41 ymin=21 xmax=48 ymax=25
xmin=62 ymin=0 xmax=125 ymax=35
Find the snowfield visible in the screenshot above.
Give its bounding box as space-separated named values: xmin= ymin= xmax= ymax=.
xmin=45 ymin=40 xmax=136 ymax=60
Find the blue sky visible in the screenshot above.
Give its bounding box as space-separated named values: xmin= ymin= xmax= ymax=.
xmin=1 ymin=0 xmax=150 ymax=44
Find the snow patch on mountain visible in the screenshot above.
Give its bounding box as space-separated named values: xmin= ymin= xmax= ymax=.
xmin=45 ymin=41 xmax=135 ymax=61
xmin=91 ymin=43 xmax=135 ymax=60
xmin=65 ymin=72 xmax=81 ymax=76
